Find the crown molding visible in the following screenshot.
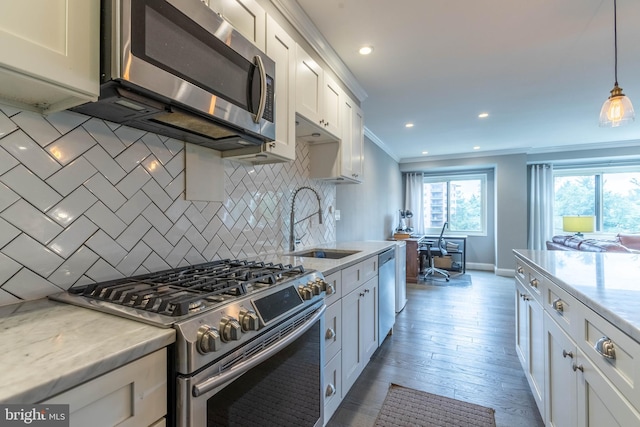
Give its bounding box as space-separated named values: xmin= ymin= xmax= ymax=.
xmin=364 ymin=126 xmax=399 ymax=162
xmin=270 ymin=0 xmax=368 ymax=103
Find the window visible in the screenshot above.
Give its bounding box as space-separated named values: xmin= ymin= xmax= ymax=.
xmin=423 ymin=174 xmax=487 ymax=235
xmin=554 ymin=167 xmax=640 ymax=233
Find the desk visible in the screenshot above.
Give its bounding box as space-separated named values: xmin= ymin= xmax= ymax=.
xmin=421 ymin=235 xmax=466 ymax=274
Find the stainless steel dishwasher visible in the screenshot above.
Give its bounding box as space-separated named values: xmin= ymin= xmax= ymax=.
xmin=378 ymin=248 xmax=396 ymax=346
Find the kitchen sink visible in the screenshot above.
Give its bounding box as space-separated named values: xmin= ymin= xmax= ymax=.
xmin=291 ymin=249 xmax=361 ymax=259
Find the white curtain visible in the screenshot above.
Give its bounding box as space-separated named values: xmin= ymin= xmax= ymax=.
xmin=405 ymin=172 xmax=425 ymax=234
xmin=528 ymin=164 xmax=554 ymax=250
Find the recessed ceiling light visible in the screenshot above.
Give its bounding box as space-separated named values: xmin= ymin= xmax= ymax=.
xmin=405 ymin=123 xmax=414 ymax=128
xmin=478 ymin=112 xmax=489 ymax=118
xmin=359 ymin=46 xmax=373 ymax=55
xmin=422 ymin=151 xmax=428 ymax=155
xmin=473 ymin=146 xmax=481 ymax=150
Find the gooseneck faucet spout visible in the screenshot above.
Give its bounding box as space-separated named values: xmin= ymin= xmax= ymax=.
xmin=289 ymin=186 xmax=323 ymax=252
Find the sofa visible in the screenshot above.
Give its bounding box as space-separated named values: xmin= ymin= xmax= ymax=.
xmin=546 ymin=233 xmax=640 ymax=253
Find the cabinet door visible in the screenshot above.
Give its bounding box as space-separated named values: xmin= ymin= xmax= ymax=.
xmin=361 ymin=278 xmax=378 ymax=361
xmin=0 ymin=0 xmax=99 ymax=113
xmin=324 ymin=351 xmax=342 ymax=423
xmin=324 ymin=300 xmax=342 ymax=362
xmin=515 ymin=281 xmax=529 ymax=368
xmin=322 ymin=74 xmax=341 ymax=138
xmin=544 ymin=312 xmax=578 ymax=427
xmin=208 ymin=0 xmax=266 ymax=50
xmin=577 ymin=353 xmax=640 ymax=427
xmin=265 ymin=16 xmax=295 ymax=161
xmin=340 ymin=96 xmax=354 ymax=179
xmin=350 ymin=104 xmax=364 ymax=182
xmin=341 ymin=286 xmax=363 ymax=395
xmin=295 ymin=45 xmax=323 ymax=124
xmin=529 ymin=293 xmax=545 ymax=417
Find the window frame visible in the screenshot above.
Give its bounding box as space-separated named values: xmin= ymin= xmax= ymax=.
xmin=553 ymin=165 xmax=640 ymax=235
xmin=422 ymin=172 xmax=488 ymax=236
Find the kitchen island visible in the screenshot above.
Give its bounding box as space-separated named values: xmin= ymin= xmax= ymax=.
xmin=513 ymin=249 xmax=640 ymax=426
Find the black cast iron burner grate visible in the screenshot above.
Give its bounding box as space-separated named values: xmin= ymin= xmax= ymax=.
xmin=70 ymin=259 xmax=306 ymax=316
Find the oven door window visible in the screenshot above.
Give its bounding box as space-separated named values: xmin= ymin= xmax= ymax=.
xmin=206 ymin=320 xmax=321 ymax=426
xmin=131 ymin=0 xmax=256 ymax=115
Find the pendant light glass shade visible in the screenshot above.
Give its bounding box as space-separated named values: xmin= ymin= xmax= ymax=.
xmin=599 ymin=83 xmax=635 ymax=127
xmin=599 ymin=0 xmax=635 ymax=128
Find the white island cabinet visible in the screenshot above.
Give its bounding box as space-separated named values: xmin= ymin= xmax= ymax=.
xmin=514 ymin=250 xmax=640 ymax=427
xmin=0 ymin=0 xmax=99 ymax=113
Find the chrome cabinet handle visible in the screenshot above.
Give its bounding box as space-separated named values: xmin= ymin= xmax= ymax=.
xmin=594 ymin=336 xmax=616 ymax=359
xmin=326 ymin=284 xmax=335 ymax=296
xmin=519 ymin=293 xmax=530 ymax=301
xmin=325 ymin=328 xmax=336 ymax=340
xmin=552 ymin=298 xmax=564 ymax=313
xmin=517 ymin=266 xmax=524 ymax=274
xmin=572 ymin=363 xmax=584 ymax=372
xmin=326 ymin=383 xmax=336 ymax=397
xmin=562 ymin=350 xmax=574 ymax=359
xmin=530 ymin=278 xmax=539 ymax=288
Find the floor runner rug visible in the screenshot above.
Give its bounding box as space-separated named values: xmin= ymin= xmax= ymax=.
xmin=374 ymin=383 xmax=496 ymax=427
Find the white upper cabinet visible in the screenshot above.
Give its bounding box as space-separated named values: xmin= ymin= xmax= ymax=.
xmin=308 ymin=89 xmax=364 ymax=184
xmin=295 ymin=44 xmax=342 ymax=140
xmin=264 ymin=15 xmax=296 ymax=161
xmin=207 ymin=0 xmax=266 ymax=50
xmin=0 ymin=0 xmax=99 ymax=114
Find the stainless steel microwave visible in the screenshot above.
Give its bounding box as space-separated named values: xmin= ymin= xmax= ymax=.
xmin=73 ymin=0 xmax=276 ymax=151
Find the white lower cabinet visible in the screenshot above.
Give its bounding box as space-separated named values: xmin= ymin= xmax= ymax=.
xmin=322 ymin=255 xmax=379 ymax=425
xmin=42 ymin=349 xmax=167 ymax=427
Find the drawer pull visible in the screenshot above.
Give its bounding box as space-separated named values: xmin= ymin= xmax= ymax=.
xmin=572 ymin=363 xmax=584 ymax=372
xmin=552 ymin=298 xmax=564 ymax=313
xmin=562 ymin=350 xmax=574 ymax=359
xmin=519 ymin=293 xmax=530 ymax=301
xmin=326 ymin=383 xmax=336 ymax=397
xmin=325 ymin=328 xmax=336 ymax=340
xmin=594 ymin=336 xmax=616 ymax=359
xmin=530 ymin=278 xmax=539 ymax=288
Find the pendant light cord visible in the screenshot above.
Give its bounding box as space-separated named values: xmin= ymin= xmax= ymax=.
xmin=614 ymin=0 xmax=618 ymax=85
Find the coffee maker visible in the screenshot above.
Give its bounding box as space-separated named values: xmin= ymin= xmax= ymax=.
xmin=396 ymin=209 xmax=413 ymax=232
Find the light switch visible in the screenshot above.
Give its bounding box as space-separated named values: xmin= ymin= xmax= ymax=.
xmin=335 ymin=210 xmax=341 ymax=221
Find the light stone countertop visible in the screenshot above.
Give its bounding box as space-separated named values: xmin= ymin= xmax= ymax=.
xmin=514 ymin=249 xmax=640 ymax=343
xmin=0 ymin=240 xmax=395 ymax=405
xmin=0 ymin=298 xmax=175 ymax=404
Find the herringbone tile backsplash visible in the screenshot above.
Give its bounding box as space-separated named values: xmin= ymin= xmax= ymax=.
xmin=0 ymin=106 xmax=335 ymax=305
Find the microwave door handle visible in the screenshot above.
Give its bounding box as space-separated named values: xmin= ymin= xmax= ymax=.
xmin=252 ymin=55 xmax=267 ymax=124
xmin=192 ymin=304 xmax=326 ymax=398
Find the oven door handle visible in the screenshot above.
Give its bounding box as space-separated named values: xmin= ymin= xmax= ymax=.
xmin=192 ymin=304 xmax=326 ymax=397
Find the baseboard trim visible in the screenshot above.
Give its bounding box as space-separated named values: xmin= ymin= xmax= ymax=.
xmin=494 ymin=267 xmax=515 ymax=277
xmin=466 ymin=262 xmax=494 ymax=271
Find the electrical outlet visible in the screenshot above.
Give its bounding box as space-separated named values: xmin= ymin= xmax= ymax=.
xmin=335 ymin=210 xmax=341 ymax=221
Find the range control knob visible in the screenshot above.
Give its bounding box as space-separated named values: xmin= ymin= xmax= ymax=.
xmin=197 ymin=325 xmax=221 ymax=354
xmin=307 ymin=281 xmax=321 ymax=295
xmin=298 ymin=285 xmax=313 ymax=300
xmin=316 ymin=278 xmax=332 ymax=295
xmin=220 ymin=316 xmax=242 ymax=342
xmin=239 ymin=308 xmax=260 ymax=332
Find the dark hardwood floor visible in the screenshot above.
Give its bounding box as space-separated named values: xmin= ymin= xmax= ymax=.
xmin=326 ymin=270 xmax=545 ymax=427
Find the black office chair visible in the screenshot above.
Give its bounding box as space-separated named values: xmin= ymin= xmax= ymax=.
xmin=420 ymin=222 xmax=450 ymax=281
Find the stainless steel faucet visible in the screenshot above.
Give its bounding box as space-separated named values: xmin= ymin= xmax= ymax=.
xmin=289 ymin=186 xmax=323 ymax=252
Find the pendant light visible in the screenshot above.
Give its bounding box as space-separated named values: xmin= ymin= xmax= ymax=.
xmin=599 ymin=0 xmax=635 ymax=127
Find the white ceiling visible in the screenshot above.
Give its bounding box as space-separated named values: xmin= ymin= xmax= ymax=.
xmin=290 ymin=0 xmax=640 ymax=162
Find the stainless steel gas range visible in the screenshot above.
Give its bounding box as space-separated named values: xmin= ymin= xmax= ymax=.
xmin=51 ymin=259 xmax=328 ymax=427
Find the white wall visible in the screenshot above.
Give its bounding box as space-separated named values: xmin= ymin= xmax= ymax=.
xmin=336 ymin=137 xmax=402 ymax=241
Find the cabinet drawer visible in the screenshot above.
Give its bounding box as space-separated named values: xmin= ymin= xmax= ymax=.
xmin=578 ymin=306 xmax=640 ymax=411
xmin=544 ymin=279 xmax=579 ymax=337
xmin=323 ymin=351 xmax=342 ymax=424
xmin=42 ymin=349 xmax=167 ymax=427
xmin=324 ymin=300 xmax=342 ymax=362
xmin=515 ymin=258 xmax=544 ymax=304
xmin=324 ymin=271 xmax=342 ymax=306
xmin=342 ymin=256 xmax=378 ymax=295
